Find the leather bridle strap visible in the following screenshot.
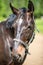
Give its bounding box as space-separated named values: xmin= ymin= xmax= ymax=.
xmin=13 ymin=38 xmax=29 ymax=50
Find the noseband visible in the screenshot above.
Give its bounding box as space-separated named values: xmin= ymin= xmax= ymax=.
xmin=13 ymin=32 xmax=35 ymax=55
xmin=13 ymin=38 xmax=29 ymax=50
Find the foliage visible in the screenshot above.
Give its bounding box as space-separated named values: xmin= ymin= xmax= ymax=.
xmin=0 ymin=0 xmax=43 ymax=19
xmin=35 ymin=18 xmax=43 ymax=33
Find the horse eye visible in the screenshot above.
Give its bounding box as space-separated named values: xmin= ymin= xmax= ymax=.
xmin=27 ymin=26 xmax=32 ymax=30
xmin=10 ymin=47 xmax=13 ymax=51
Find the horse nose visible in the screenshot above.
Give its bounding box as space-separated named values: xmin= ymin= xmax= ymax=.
xmin=14 ymin=54 xmax=22 ymax=62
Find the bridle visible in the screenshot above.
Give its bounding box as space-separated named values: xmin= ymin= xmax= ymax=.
xmin=6 ymin=11 xmax=35 ymax=53
xmin=13 ymin=31 xmax=35 ymax=55
xmin=6 ymin=9 xmax=35 ymax=65
xmin=13 ymin=10 xmax=35 ymax=54
xmin=13 ymin=38 xmax=29 ymax=50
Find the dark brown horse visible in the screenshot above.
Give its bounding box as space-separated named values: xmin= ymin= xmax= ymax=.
xmin=0 ymin=0 xmax=35 ymax=65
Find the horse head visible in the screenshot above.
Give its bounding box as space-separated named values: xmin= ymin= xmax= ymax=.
xmin=8 ymin=0 xmax=35 ymax=64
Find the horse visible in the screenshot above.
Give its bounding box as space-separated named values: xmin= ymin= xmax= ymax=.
xmin=0 ymin=0 xmax=35 ymax=65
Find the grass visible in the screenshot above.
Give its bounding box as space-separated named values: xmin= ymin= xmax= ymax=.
xmin=0 ymin=17 xmax=43 ymax=34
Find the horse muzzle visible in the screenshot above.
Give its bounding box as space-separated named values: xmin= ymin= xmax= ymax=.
xmin=13 ymin=54 xmax=23 ymax=63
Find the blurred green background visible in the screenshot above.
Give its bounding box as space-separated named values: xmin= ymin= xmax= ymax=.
xmin=0 ymin=0 xmax=43 ymax=33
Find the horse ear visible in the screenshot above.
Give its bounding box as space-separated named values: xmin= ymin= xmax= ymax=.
xmin=28 ymin=0 xmax=34 ymax=12
xmin=9 ymin=3 xmax=19 ymax=15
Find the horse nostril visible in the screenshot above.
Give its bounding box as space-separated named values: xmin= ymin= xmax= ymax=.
xmin=18 ymin=54 xmax=22 ymax=62
xmin=15 ymin=54 xmax=21 ymax=60
xmin=13 ymin=54 xmax=22 ymax=62
xmin=18 ymin=54 xmax=21 ymax=57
